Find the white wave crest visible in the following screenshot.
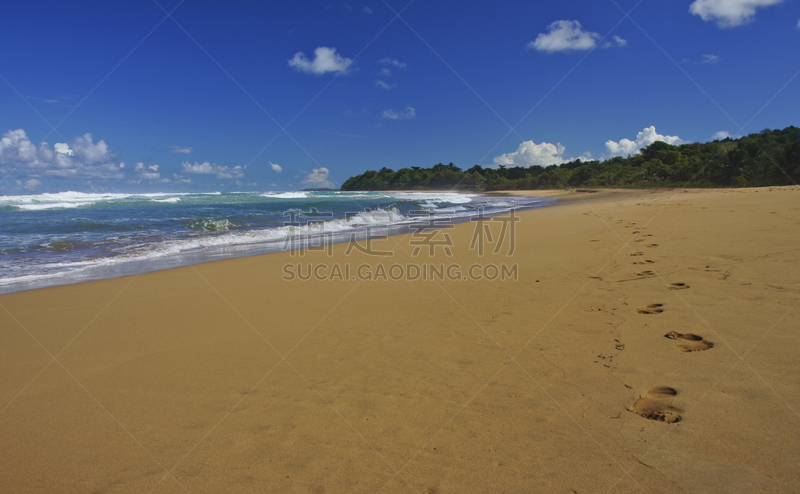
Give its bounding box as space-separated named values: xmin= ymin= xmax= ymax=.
xmin=1 ymin=191 xmax=195 ymax=210
xmin=261 ymin=192 xmax=310 ymax=199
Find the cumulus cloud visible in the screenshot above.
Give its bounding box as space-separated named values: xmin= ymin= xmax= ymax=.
xmin=713 ymin=130 xmax=731 ymax=140
xmin=23 ymin=178 xmax=41 ymax=191
xmin=529 ymin=20 xmax=626 ymax=53
xmin=181 ymin=161 xmax=244 ymax=179
xmin=134 ymin=162 xmax=161 ymax=180
xmin=375 ymin=80 xmax=395 ymax=90
xmin=53 ymin=142 xmax=73 ymax=155
xmin=493 ymin=141 xmax=568 ymax=167
xmin=382 ymin=106 xmax=416 ymax=120
xmin=270 ymin=161 xmax=283 ymax=173
xmin=289 ymin=47 xmax=353 ymax=75
xmin=0 ymin=129 xmax=123 ymax=179
xmin=702 ymin=54 xmax=721 ymax=64
xmin=689 ymin=0 xmax=784 ymax=27
xmin=604 ymin=126 xmax=683 ymax=158
xmin=166 ymin=145 xmax=194 ymax=154
xmin=302 ymin=167 xmax=335 ymax=188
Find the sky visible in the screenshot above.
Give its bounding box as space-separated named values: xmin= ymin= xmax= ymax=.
xmin=1 ymin=0 xmax=798 ymax=193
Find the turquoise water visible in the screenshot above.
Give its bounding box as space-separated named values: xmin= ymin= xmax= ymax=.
xmin=0 ymin=190 xmax=553 ymax=293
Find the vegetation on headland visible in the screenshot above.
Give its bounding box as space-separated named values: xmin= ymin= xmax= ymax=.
xmin=340 ymin=126 xmax=800 ymax=191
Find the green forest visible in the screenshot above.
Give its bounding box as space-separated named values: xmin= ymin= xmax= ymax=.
xmin=340 ymin=126 xmax=800 ymax=191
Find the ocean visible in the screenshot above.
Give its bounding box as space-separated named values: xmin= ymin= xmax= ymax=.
xmin=0 ymin=190 xmax=554 ymax=293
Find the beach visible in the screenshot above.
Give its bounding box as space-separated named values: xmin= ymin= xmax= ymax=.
xmin=1 ymin=186 xmax=799 ymax=493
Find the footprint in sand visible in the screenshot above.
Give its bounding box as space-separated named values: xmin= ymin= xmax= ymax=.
xmin=632 ymin=387 xmax=682 ymax=423
xmin=645 ymin=244 xmax=658 ymax=248
xmin=634 ymin=239 xmax=645 ymax=242
xmin=635 ymin=270 xmax=655 ymax=276
xmin=667 ymin=282 xmax=689 ymax=290
xmin=637 ymin=303 xmax=664 ymax=314
xmin=630 ymin=252 xmax=644 ymax=257
xmin=665 ymin=331 xmax=713 ymax=352
xmin=633 ymin=259 xmax=655 ymax=265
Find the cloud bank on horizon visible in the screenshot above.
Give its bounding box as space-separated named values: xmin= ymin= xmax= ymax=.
xmin=493 ymin=141 xmax=570 ymax=167
xmin=604 ymin=127 xmax=684 ymax=158
xmin=0 ymin=129 xmax=123 ymax=180
xmin=0 ymin=123 xmax=755 ymax=190
xmin=493 ymin=126 xmax=685 ymax=167
xmin=302 ymin=167 xmax=335 ymax=189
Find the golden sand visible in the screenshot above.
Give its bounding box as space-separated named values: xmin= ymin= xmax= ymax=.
xmin=1 ymin=187 xmax=799 ymax=493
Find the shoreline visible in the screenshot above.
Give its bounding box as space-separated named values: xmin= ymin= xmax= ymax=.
xmin=1 ymin=186 xmax=799 ymax=492
xmin=0 ymin=191 xmax=555 ymax=295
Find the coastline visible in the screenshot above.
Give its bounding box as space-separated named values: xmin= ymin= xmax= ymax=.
xmin=0 ymin=190 xmax=552 ymax=295
xmin=1 ymin=186 xmax=799 ymax=492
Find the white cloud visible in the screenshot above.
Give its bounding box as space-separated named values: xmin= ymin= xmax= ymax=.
xmin=23 ymin=178 xmax=41 ymax=191
xmin=689 ymin=0 xmax=784 ymax=27
xmin=364 ymin=6 xmax=373 ymax=14
xmin=53 ymin=142 xmax=73 ymax=155
xmin=173 ymin=173 xmax=192 ymax=184
xmin=493 ymin=141 xmax=568 ymax=167
xmin=382 ymin=106 xmax=416 ymax=120
xmin=181 ymin=161 xmax=244 ymax=179
xmin=0 ymin=129 xmax=37 ymax=164
xmin=270 ymin=161 xmax=283 ymax=173
xmin=529 ymin=20 xmax=626 ymax=53
xmin=0 ymin=129 xmax=123 ymax=179
xmin=166 ymin=145 xmax=194 ymax=154
xmin=713 ymin=130 xmax=731 ymax=140
xmin=375 ymin=80 xmax=395 ymax=90
xmin=134 ymin=162 xmax=161 ymax=180
xmin=378 ymin=67 xmax=392 ymax=77
xmin=702 ymin=54 xmax=721 ymax=64
xmin=796 ymin=18 xmax=800 ymax=29
xmin=289 ymin=46 xmax=353 ymax=75
xmin=379 ymin=57 xmax=406 ymax=68
xmin=604 ymin=126 xmax=684 ymax=158
xmin=611 ymin=35 xmax=627 ymax=47
xmin=302 ymin=167 xmax=335 ymax=188
xmin=71 ymin=134 xmax=114 ymax=166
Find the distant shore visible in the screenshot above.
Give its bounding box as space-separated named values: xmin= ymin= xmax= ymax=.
xmin=1 ymin=186 xmax=798 ymax=492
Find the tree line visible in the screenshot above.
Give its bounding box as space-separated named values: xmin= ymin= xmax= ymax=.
xmin=340 ymin=126 xmax=800 ymax=191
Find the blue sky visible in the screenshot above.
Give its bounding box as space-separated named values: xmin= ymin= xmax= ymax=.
xmin=1 ymin=0 xmax=798 ymax=193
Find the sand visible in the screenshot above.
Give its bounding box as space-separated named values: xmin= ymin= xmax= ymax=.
xmin=1 ymin=186 xmax=799 ymax=493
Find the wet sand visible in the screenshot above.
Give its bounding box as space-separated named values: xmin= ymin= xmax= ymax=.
xmin=1 ymin=186 xmax=799 ymax=493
